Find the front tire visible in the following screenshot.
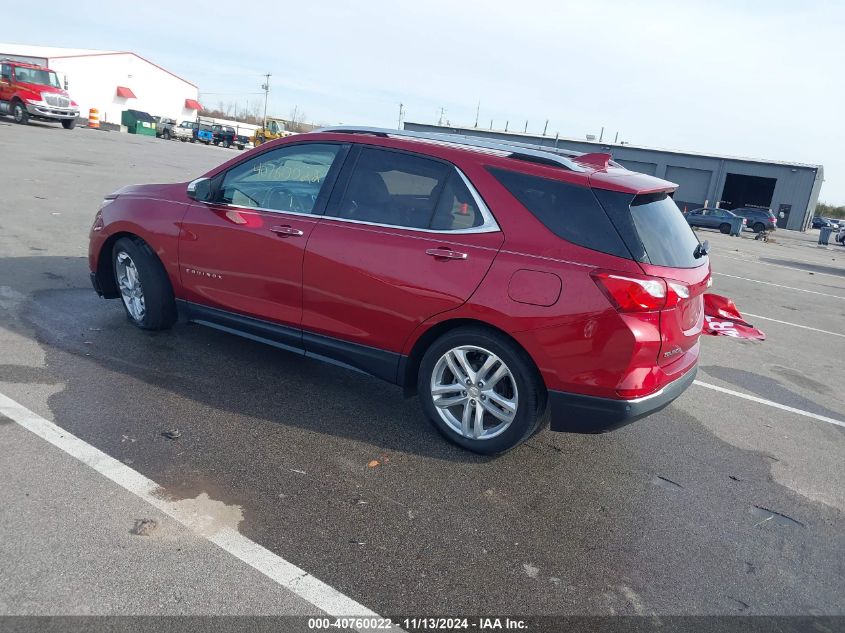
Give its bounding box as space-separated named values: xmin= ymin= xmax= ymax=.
xmin=417 ymin=327 xmax=547 ymax=455
xmin=112 ymin=237 xmax=176 ymax=331
xmin=12 ymin=101 xmax=29 ymax=124
xmin=61 ymin=118 xmax=76 ymax=130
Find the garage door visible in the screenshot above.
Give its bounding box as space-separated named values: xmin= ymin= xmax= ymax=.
xmin=619 ymin=160 xmax=657 ymax=176
xmin=664 ymin=166 xmax=712 ymax=210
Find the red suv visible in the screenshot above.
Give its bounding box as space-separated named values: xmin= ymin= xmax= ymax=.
xmin=89 ymin=127 xmax=710 ymax=454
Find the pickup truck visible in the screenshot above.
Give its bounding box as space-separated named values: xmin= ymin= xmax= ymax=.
xmin=0 ymin=58 xmax=79 ymax=128
xmin=211 ymin=124 xmax=249 ymax=150
xmin=155 ymin=117 xmax=191 ymax=142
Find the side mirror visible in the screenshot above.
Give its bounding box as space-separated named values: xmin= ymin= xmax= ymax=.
xmin=187 ymin=177 xmax=213 ymax=202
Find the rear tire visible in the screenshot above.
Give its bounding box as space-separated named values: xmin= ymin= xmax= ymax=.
xmin=719 ymin=223 xmax=731 ymax=234
xmin=111 ymin=237 xmax=176 ymax=331
xmin=12 ymin=101 xmax=28 ymax=125
xmin=752 ymin=222 xmax=765 ymax=233
xmin=164 ymin=129 xmax=171 ymax=140
xmin=417 ymin=326 xmax=547 ymax=455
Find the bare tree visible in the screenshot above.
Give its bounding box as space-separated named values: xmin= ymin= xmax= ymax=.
xmin=287 ymin=105 xmax=308 ymax=133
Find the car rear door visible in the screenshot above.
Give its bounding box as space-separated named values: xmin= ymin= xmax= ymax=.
xmin=301 ymin=145 xmax=503 ymax=379
xmin=178 ymin=142 xmax=348 ymax=330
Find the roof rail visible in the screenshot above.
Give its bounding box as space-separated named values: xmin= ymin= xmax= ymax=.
xmin=317 ymin=126 xmax=586 ymax=172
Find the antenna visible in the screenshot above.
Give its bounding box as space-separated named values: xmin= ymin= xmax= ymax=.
xmin=397 ymin=102 xmax=404 ymax=129
xmin=474 ymin=101 xmax=480 ymax=128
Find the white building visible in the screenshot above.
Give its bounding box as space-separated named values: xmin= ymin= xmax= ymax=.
xmin=0 ymin=43 xmax=201 ymax=125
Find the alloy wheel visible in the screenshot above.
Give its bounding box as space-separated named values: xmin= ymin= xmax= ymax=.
xmin=116 ymin=251 xmax=146 ymax=322
xmin=430 ymin=345 xmax=519 ymax=440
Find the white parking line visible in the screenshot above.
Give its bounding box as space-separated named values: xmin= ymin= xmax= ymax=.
xmin=0 ymin=391 xmax=386 ymax=629
xmin=713 ymin=272 xmax=845 ymax=300
xmin=716 ymin=254 xmax=845 ymax=280
xmin=693 ymin=380 xmax=845 ymax=429
xmin=742 ymin=313 xmax=845 ymax=338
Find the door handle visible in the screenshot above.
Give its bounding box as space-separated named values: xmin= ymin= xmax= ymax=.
xmin=425 ymin=247 xmax=468 ymax=260
xmin=269 ymin=225 xmax=304 ymax=237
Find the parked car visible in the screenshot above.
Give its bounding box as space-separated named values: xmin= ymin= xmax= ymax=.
xmin=0 ymin=58 xmax=79 ymax=128
xmin=188 ymin=120 xmax=214 ymax=144
xmin=836 ymin=227 xmax=845 ymax=245
xmin=211 ymin=124 xmax=249 ymax=150
xmin=88 ymin=127 xmax=711 ymax=454
xmin=731 ymin=207 xmax=777 ymax=233
xmin=685 ymin=207 xmax=747 ymax=234
xmin=811 ymin=216 xmax=835 ymax=229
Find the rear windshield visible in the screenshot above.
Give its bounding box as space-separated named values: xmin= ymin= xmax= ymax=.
xmin=627 ymin=192 xmax=704 ymax=268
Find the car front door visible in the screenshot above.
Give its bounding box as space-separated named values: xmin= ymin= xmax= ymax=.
xmin=301 ymin=145 xmax=504 ymax=381
xmin=179 ymin=142 xmax=348 ymax=331
xmin=0 ymin=63 xmax=12 ymax=107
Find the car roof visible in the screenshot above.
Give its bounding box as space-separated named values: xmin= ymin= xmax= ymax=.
xmin=303 ymin=126 xmax=677 ymax=195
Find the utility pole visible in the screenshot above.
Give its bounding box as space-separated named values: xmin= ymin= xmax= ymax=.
xmin=474 ymin=101 xmax=480 ymax=128
xmin=437 ymin=107 xmax=446 ymax=126
xmin=261 ymin=73 xmax=271 ymax=130
xmin=599 ymin=126 xmax=604 ymax=142
xmin=542 ymin=119 xmax=549 ymax=136
xmin=397 ymin=103 xmax=404 ymax=129
xmin=524 ymin=120 xmax=528 ymax=133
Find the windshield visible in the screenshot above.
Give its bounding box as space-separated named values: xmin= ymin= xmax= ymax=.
xmin=14 ymin=67 xmax=61 ymax=88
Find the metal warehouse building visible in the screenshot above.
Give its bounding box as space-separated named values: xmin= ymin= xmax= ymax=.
xmin=0 ymin=43 xmax=201 ymax=127
xmin=405 ymin=122 xmax=824 ymax=232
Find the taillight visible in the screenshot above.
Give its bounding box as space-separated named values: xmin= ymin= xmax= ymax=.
xmin=592 ymin=272 xmax=666 ymax=312
xmin=592 ymin=271 xmax=690 ymax=312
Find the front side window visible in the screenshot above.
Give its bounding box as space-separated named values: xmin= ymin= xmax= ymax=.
xmin=217 ymin=143 xmax=342 ymax=214
xmin=333 ymin=148 xmax=450 ymax=229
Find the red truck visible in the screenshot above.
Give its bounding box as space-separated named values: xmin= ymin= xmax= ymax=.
xmin=0 ymin=59 xmax=80 ymax=128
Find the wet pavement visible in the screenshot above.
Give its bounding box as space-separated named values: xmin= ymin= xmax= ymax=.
xmin=1 ymin=124 xmax=843 ymax=617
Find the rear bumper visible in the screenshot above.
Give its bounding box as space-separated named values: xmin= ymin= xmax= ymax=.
xmin=548 ymin=365 xmax=697 ymax=433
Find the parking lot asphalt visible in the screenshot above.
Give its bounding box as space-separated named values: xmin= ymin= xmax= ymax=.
xmin=1 ymin=122 xmax=843 ymax=618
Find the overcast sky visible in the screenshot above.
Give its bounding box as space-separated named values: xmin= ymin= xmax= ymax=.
xmin=14 ymin=0 xmax=845 ymax=203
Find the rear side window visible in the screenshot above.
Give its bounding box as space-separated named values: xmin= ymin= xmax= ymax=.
xmin=335 ymin=147 xmax=484 ymax=231
xmin=488 ymin=168 xmax=631 ymax=259
xmin=334 ymin=148 xmax=452 ymax=229
xmin=430 ymin=172 xmax=484 ymax=230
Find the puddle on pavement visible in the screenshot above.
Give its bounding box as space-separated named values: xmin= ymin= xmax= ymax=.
xmin=152 ymin=489 xmax=244 ymax=538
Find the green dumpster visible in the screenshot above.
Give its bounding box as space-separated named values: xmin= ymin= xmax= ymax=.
xmin=121 ymin=109 xmax=157 ymax=136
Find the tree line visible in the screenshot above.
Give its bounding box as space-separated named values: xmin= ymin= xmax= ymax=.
xmin=198 ymin=100 xmax=313 ymax=133
xmin=816 ymin=202 xmax=845 ymax=220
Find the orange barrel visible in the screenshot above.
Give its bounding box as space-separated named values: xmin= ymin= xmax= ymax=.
xmin=88 ymin=108 xmax=100 ymax=129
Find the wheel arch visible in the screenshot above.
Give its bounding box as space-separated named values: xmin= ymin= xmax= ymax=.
xmin=399 ymin=318 xmax=543 ymax=397
xmin=94 ymin=232 xmax=156 ymax=299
